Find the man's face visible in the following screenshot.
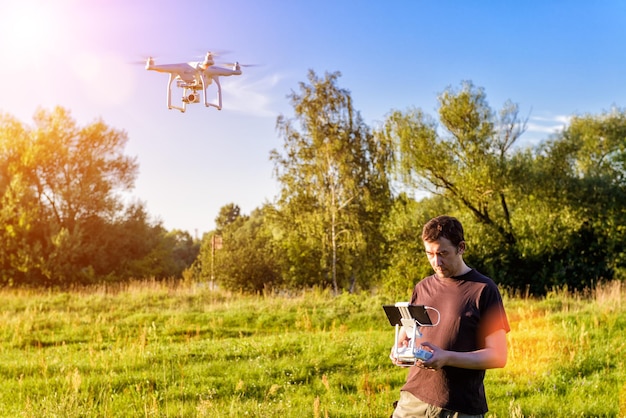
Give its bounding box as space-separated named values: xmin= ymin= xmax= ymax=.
xmin=424 ymin=237 xmax=465 ymax=278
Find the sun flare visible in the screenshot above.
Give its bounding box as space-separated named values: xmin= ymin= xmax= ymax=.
xmin=0 ymin=1 xmax=68 ymax=60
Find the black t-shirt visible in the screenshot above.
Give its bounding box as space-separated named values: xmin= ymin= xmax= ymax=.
xmin=400 ymin=269 xmax=510 ymax=414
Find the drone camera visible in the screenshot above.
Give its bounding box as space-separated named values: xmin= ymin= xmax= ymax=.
xmin=182 ymin=93 xmax=200 ymax=104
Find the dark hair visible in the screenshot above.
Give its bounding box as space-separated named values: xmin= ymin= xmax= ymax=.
xmin=421 ymin=216 xmax=465 ymax=247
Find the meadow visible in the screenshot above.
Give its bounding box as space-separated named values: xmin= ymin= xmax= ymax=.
xmin=0 ymin=280 xmax=624 ymax=417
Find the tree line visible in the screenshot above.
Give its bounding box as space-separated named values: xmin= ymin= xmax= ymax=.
xmin=0 ymin=107 xmax=199 ymax=286
xmin=2 ymin=73 xmax=625 ymax=294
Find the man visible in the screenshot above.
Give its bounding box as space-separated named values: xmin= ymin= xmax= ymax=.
xmin=391 ymin=215 xmax=510 ymax=418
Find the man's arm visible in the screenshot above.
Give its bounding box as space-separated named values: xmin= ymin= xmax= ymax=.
xmin=421 ymin=328 xmax=508 ymax=370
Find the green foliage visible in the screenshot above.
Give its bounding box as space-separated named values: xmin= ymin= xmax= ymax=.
xmin=270 ymin=70 xmax=392 ymax=293
xmin=215 ymin=206 xmax=282 ymax=293
xmin=4 ymin=75 xmax=626 ymax=298
xmin=380 ymin=194 xmax=452 ymax=299
xmin=500 ymin=109 xmax=626 ymax=292
xmin=377 ymin=81 xmax=535 ymax=291
xmin=195 ymin=204 xmax=282 ymax=293
xmin=378 ymin=82 xmax=626 ymax=294
xmin=200 ymin=81 xmax=626 ymax=296
xmin=214 ymin=203 xmax=241 ymax=231
xmin=0 ymin=282 xmax=624 ymax=417
xmin=379 ymin=81 xmax=524 ymax=246
xmin=0 ymin=107 xmax=197 ymax=286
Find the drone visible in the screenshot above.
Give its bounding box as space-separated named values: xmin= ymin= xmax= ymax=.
xmin=144 ymin=52 xmax=246 ymax=112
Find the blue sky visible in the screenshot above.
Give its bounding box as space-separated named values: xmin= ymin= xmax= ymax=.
xmin=1 ymin=0 xmax=625 ymax=235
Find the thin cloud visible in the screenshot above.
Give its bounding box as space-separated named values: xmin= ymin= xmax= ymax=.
xmin=223 ymin=72 xmax=286 ymax=118
xmin=515 ymin=115 xmax=571 ymax=147
xmin=525 ymin=122 xmax=564 ymax=134
xmin=526 ymin=115 xmax=570 ymax=134
xmin=529 ymin=115 xmax=571 ymax=124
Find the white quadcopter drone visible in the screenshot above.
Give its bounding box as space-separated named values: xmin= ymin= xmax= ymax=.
xmin=144 ymin=52 xmax=247 ymax=112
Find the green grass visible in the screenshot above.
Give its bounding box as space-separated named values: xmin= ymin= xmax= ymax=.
xmin=0 ymin=281 xmax=624 ymax=417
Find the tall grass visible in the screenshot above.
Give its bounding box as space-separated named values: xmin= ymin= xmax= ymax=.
xmin=0 ymin=280 xmax=624 ymax=417
xmin=490 ymin=281 xmax=626 ymax=417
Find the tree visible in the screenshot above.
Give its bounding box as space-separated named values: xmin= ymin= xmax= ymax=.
xmin=0 ymin=113 xmax=46 ymax=284
xmin=380 ymin=81 xmax=526 ymax=247
xmin=30 ymin=107 xmax=137 ymax=229
xmin=215 ymin=206 xmax=281 ymax=293
xmin=215 ymin=203 xmax=241 ymax=230
xmin=165 ymin=229 xmax=201 ymax=277
xmin=100 ymin=204 xmax=199 ymax=281
xmin=524 ymin=109 xmax=626 ymax=287
xmin=193 ymin=204 xmax=281 ymax=293
xmin=270 ymin=70 xmax=392 ymax=293
xmin=0 ymin=107 xmax=192 ymax=286
xmin=379 ymin=82 xmax=626 ymax=292
xmin=378 ymin=81 xmax=536 ymax=288
xmin=379 ymin=193 xmax=454 ymax=298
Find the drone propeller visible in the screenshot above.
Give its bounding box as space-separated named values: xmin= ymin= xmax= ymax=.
xmin=219 ymin=62 xmax=259 ymax=68
xmin=129 ymin=54 xmax=159 ymax=66
xmin=195 ymin=50 xmax=230 ymax=63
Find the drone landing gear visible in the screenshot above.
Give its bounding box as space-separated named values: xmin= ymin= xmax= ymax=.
xmin=167 ymin=74 xmax=186 ymax=113
xmin=204 ymin=76 xmax=223 ymax=111
xmin=164 ymin=74 xmax=225 ymax=112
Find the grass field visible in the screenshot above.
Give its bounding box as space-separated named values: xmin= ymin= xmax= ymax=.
xmin=0 ymin=280 xmax=624 ymax=417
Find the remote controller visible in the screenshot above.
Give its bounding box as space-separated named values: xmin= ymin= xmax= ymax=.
xmin=414 ymin=347 xmax=433 ymax=361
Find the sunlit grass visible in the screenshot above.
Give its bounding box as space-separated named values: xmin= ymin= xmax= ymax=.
xmin=0 ymin=280 xmax=624 ymax=417
xmin=488 ymin=281 xmax=626 ymax=417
